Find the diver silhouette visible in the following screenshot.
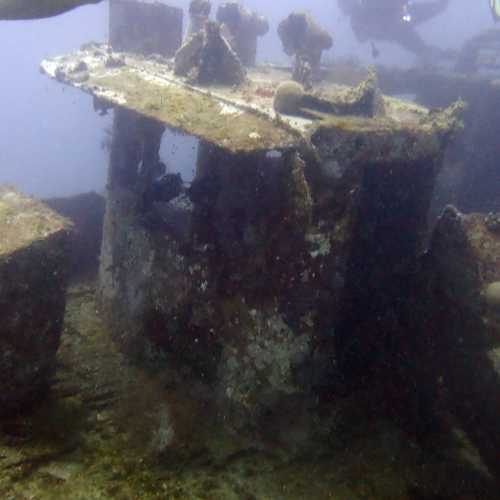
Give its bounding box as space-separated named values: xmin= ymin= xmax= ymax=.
xmin=338 ymin=0 xmax=451 ymax=59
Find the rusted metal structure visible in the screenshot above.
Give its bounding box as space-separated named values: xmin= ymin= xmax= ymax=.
xmin=40 ymin=0 xmax=467 ymax=452
xmin=0 ymin=187 xmax=72 ymax=415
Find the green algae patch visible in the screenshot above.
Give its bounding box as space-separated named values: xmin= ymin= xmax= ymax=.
xmin=90 ymin=69 xmax=299 ymax=153
xmin=317 ymin=114 xmax=397 ymax=134
xmin=0 ymin=186 xmax=72 ymax=258
xmin=0 ymin=185 xmax=73 ymax=416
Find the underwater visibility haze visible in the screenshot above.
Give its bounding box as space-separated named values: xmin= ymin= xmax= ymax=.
xmin=0 ymin=1 xmax=499 ymax=499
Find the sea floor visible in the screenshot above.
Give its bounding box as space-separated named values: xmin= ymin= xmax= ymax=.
xmin=0 ymin=281 xmax=497 ymax=500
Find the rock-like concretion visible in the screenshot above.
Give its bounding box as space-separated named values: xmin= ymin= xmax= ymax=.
xmin=174 ymin=20 xmax=246 ymax=86
xmin=0 ymin=186 xmax=72 ymax=415
xmin=411 ymin=207 xmax=500 ymax=479
xmin=277 ymin=12 xmax=333 ymax=86
xmin=216 ymin=2 xmax=269 ymax=67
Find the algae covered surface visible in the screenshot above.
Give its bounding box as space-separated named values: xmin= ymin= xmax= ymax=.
xmin=40 ymin=46 xmax=447 ymax=156
xmin=0 ymin=186 xmax=71 ymax=257
xmin=84 ymin=67 xmax=299 ymax=154
xmin=0 ymin=281 xmax=495 ymax=500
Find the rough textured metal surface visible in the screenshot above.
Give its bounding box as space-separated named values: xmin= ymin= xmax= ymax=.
xmin=95 ymin=100 xmax=461 ymax=429
xmin=41 ymin=44 xmax=464 ymax=429
xmin=408 ymin=207 xmax=500 ymax=479
xmin=0 ymin=186 xmax=73 ymax=415
xmin=40 ymin=45 xmax=435 ymax=154
xmin=0 ymin=187 xmax=70 ymax=257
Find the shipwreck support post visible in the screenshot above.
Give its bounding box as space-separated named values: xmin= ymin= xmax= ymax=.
xmin=189 ymin=143 xmax=320 ymax=426
xmin=0 ymin=187 xmax=73 ymax=415
xmin=308 ymin=110 xmax=462 ymax=433
xmin=98 ymin=107 xmax=167 ymax=352
xmin=99 ymin=0 xmax=184 ymax=352
xmin=99 ymin=133 xmax=340 ymax=430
